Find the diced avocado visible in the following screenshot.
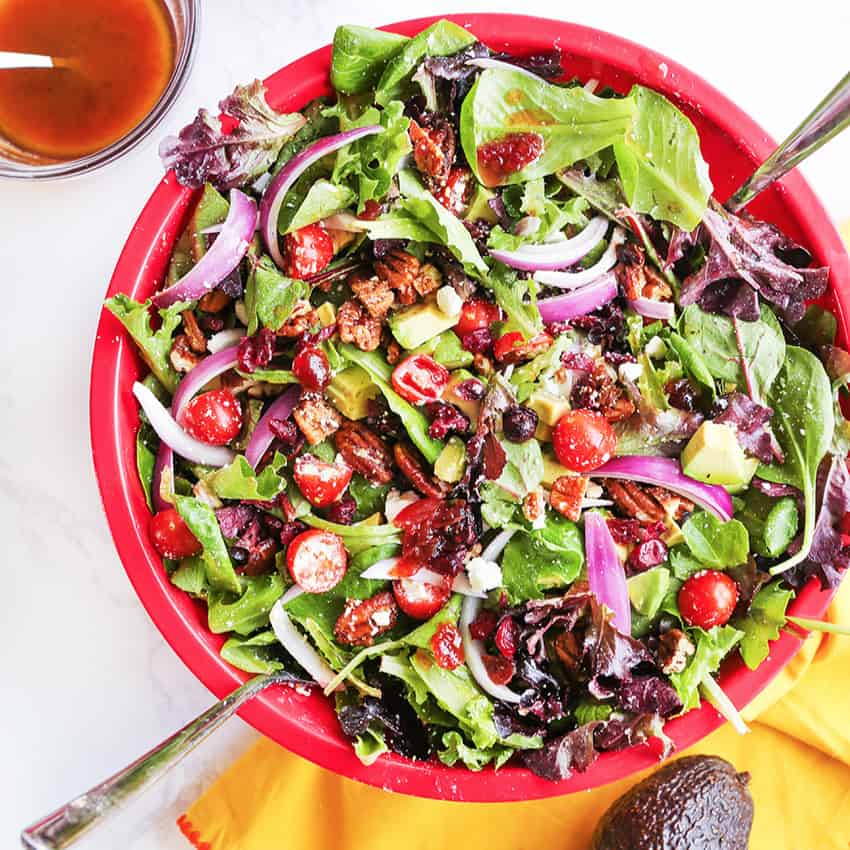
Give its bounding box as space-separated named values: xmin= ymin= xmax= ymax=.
xmin=326 ymin=365 xmax=380 ymax=420
xmin=316 ymin=302 xmax=336 ymax=327
xmin=528 ymin=390 xmax=570 ymax=427
xmin=724 ymin=457 xmax=760 ymax=494
xmin=663 ymin=518 xmax=684 ymax=547
xmin=535 ymin=421 xmax=553 ymax=443
xmin=434 ymin=437 xmax=467 ymax=483
xmin=463 ymin=184 xmax=500 ymax=224
xmin=356 ymin=513 xmax=382 ymax=527
xmin=681 ymin=422 xmax=753 ymax=487
xmin=445 ymin=369 xmax=481 ymax=426
xmin=189 ymin=184 xmax=230 ymax=262
xmin=412 ymin=330 xmax=473 ymax=370
xmin=389 ymin=299 xmax=459 ymax=350
xmin=541 ymin=452 xmax=573 ymax=487
xmin=627 ymin=567 xmax=671 ymax=619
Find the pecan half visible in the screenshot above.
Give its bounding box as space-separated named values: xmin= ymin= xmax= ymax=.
xmin=277 ymin=301 xmax=318 ymax=338
xmin=181 ymin=310 xmax=207 ymax=353
xmin=408 ymin=116 xmax=455 ymax=187
xmin=604 ymin=480 xmax=666 ymax=522
xmin=198 ymin=289 xmax=231 ymax=313
xmin=656 ymin=628 xmax=695 ymax=675
xmin=386 ymin=340 xmax=402 ymax=366
xmin=615 ymin=242 xmax=672 ymax=302
xmin=604 ymin=396 xmax=636 ymax=422
xmin=394 ymin=442 xmax=448 ymax=498
xmin=571 ymin=362 xmax=623 ymax=416
xmin=413 ymin=263 xmax=442 ymax=297
xmin=647 ymin=486 xmax=695 ymax=522
xmin=335 ymin=421 xmax=394 ymax=485
xmin=374 ymin=248 xmax=420 ymax=305
xmin=337 ymin=300 xmax=382 ymax=351
xmin=349 ymin=272 xmax=395 ymax=319
xmin=522 ymin=490 xmax=546 ymax=525
xmin=550 ymin=475 xmax=588 ymax=522
xmin=334 ymin=591 xmax=400 ymax=647
xmin=169 ymin=334 xmax=202 ymax=373
xmin=293 ymin=391 xmax=342 ymax=445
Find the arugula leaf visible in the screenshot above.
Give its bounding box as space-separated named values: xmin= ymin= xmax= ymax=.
xmin=330 ymin=25 xmax=408 ymax=95
xmin=245 ymin=255 xmax=307 ymax=334
xmin=613 ymin=86 xmax=712 ymax=231
xmin=375 ymin=20 xmax=476 ymax=105
xmin=104 ymin=294 xmax=190 ymax=392
xmin=174 ymin=495 xmax=241 ymax=594
xmin=670 ymin=625 xmax=743 ymax=710
xmin=206 ymin=454 xmax=286 ymax=501
xmin=220 ymin=630 xmax=285 ymax=674
xmin=208 ymin=573 xmax=285 ymax=635
xmin=460 ymin=68 xmax=635 ymax=186
xmin=736 ymin=582 xmax=794 ymax=669
xmin=481 ymin=261 xmax=543 ymax=341
xmin=681 ymin=511 xmax=749 ymax=568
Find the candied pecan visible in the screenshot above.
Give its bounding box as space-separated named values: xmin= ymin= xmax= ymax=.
xmin=644 ymin=266 xmax=673 ymax=301
xmin=522 ymin=490 xmax=546 ymax=525
xmin=646 ymin=486 xmax=695 ymax=522
xmin=198 ymin=289 xmax=231 ymax=313
xmin=337 ymin=300 xmax=382 ymax=352
xmin=570 ymin=362 xmax=621 ymax=414
xmin=604 ymin=396 xmax=636 ymax=422
xmin=335 ymin=421 xmax=394 ymax=485
xmin=349 ymin=272 xmax=395 ymax=319
xmin=277 ymin=301 xmax=319 ymax=338
xmin=219 ymin=371 xmax=257 ymax=395
xmin=181 ymin=310 xmax=207 ymax=353
xmin=292 ymin=391 xmax=342 ymax=445
xmin=334 ymin=591 xmax=400 ymax=647
xmin=169 ymin=335 xmax=201 ymax=373
xmin=656 ymin=628 xmax=695 ymax=675
xmin=413 ymin=263 xmax=442 ymax=297
xmin=394 ymin=442 xmax=448 ymax=498
xmin=386 ymin=340 xmax=402 ymax=366
xmin=374 ymin=248 xmax=420 ymax=305
xmin=408 ymin=116 xmax=455 ymax=187
xmin=553 ymin=631 xmax=581 ymax=676
xmin=604 ymin=480 xmax=666 ymax=522
xmin=549 ymin=476 xmax=588 ymax=522
xmin=615 ymin=241 xmax=647 ymax=301
xmin=243 ymin=538 xmax=277 ymax=576
xmin=473 ymin=353 xmax=493 ymax=375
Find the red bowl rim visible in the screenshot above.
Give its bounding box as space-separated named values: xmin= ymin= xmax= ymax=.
xmin=90 ymin=13 xmax=849 ymax=802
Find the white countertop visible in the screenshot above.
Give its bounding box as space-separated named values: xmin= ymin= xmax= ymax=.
xmin=3 ymin=1 xmax=848 ymax=848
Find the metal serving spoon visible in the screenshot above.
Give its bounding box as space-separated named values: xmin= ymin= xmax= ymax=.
xmin=19 ymin=69 xmax=850 ymax=850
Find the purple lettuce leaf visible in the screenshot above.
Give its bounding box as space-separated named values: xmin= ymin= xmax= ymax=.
xmin=515 ymin=657 xmax=568 ymax=721
xmin=492 ymin=49 xmax=564 ymax=79
xmin=713 ymin=392 xmax=784 ymax=465
xmin=751 ymin=478 xmax=800 ymax=499
xmin=160 ymin=80 xmax=306 ymax=190
xmin=422 ymin=42 xmax=491 ymax=81
xmin=593 ymin=712 xmax=672 ymax=756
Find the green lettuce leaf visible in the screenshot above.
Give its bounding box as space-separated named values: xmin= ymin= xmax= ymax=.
xmin=245 ymin=254 xmax=306 ymax=334
xmin=170 ymin=555 xmax=208 ymax=596
xmin=349 ymin=474 xmax=390 ymax=520
xmin=361 ymin=209 xmax=437 ymax=243
xmin=208 ymin=573 xmax=285 ymax=636
xmin=283 ymin=179 xmax=355 ymax=233
xmin=681 ymin=511 xmax=750 ymax=569
xmin=479 ymin=482 xmax=520 ymax=528
xmin=403 ymin=595 xmax=463 ymax=650
xmin=670 ymin=625 xmax=743 ymax=711
xmin=174 ymin=495 xmax=241 ymax=594
xmin=481 ymin=261 xmax=543 ymax=340
xmin=220 ymin=630 xmax=285 ymax=674
xmin=437 ymin=731 xmax=516 ymax=771
xmin=331 ymin=24 xmax=408 ymax=95
xmin=206 ymin=453 xmax=286 ymax=501
xmin=494 ymin=438 xmax=544 ymax=499
xmin=736 ymin=582 xmax=794 ymax=670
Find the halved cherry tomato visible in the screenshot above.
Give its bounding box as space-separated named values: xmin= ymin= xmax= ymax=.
xmin=678 ymin=570 xmax=739 ymax=629
xmin=430 ymin=623 xmax=465 ymax=670
xmin=282 ymin=224 xmax=334 ymax=280
xmin=150 ymin=508 xmax=201 ymax=560
xmin=293 ymin=454 xmax=352 ymax=508
xmin=180 ymin=389 xmax=242 ymax=445
xmin=287 ymin=529 xmax=348 ymax=592
xmin=434 ymin=167 xmax=472 ymax=216
xmin=482 ymin=653 xmax=515 ymax=685
xmin=552 ymin=409 xmax=617 ymax=473
xmin=392 ymin=498 xmax=441 ymax=529
xmin=292 ymin=345 xmax=331 ymax=392
xmin=492 ymin=330 xmax=553 ymax=364
xmin=393 ymin=575 xmax=453 ymax=620
xmin=391 ymin=355 xmax=450 ymax=405
xmin=454 ymin=298 xmax=502 ymax=337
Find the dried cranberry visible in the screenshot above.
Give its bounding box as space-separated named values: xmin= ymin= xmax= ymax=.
xmin=476 ymin=132 xmax=544 ymax=185
xmin=366 ymin=398 xmax=403 ymax=441
xmin=468 ymin=609 xmax=498 ymax=640
xmin=604 ymin=350 xmax=637 ymax=367
xmin=269 ymin=417 xmax=303 ymax=457
xmin=494 ymin=616 xmax=518 ymax=659
xmin=325 ymin=494 xmax=357 ymax=525
xmin=461 ymin=328 xmax=493 ymax=354
xmin=572 ymin=302 xmax=627 ymax=353
xmin=401 ymin=498 xmax=481 ymax=575
xmin=431 ymin=623 xmax=465 ymax=670
xmin=426 ymin=402 xmax=469 ymax=440
xmin=198 ymin=314 xmax=225 ymax=333
xmin=482 ymin=653 xmax=515 ymax=685
xmin=229 ymin=546 xmax=249 ymax=567
xmin=562 ymin=351 xmax=594 ymax=371
xmin=237 ymin=328 xmax=275 ymax=373
xmin=292 ymin=345 xmax=331 ymax=392
xmin=607 ymin=518 xmax=666 ymax=545
xmin=502 ymin=404 xmax=538 ymax=443
xmin=666 ymin=378 xmax=698 ymax=412
xmin=453 ymin=379 xmax=485 ymax=402
xmin=297 ymin=323 xmax=336 ymax=351
xmin=546 ymin=321 xmax=572 ymax=337
xmin=463 ymin=218 xmax=493 ymax=252
xmin=628 ymin=538 xmax=669 ymax=573
xmin=279 ymin=520 xmax=307 ymax=550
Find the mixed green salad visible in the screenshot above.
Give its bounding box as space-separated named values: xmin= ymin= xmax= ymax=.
xmin=106 ymin=20 xmax=850 ymax=780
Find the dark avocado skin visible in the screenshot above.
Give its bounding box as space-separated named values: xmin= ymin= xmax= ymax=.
xmin=590 ymin=756 xmax=754 ymax=850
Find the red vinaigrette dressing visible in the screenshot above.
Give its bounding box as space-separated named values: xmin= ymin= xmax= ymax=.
xmin=0 ymin=0 xmax=175 ymax=161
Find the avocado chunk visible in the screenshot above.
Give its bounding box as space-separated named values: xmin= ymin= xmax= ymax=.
xmin=445 ymin=369 xmax=482 ymax=426
xmin=326 ymin=365 xmax=380 ymax=420
xmin=681 ymin=422 xmax=755 ymax=488
xmin=389 ymin=299 xmax=459 ymax=350
xmin=528 ymin=390 xmax=570 ymax=427
xmin=541 ymin=452 xmax=572 ymax=487
xmin=315 ymin=302 xmax=336 ymax=327
xmin=434 ymin=437 xmax=467 ymax=483
xmin=591 ymin=755 xmax=754 ymax=850
xmin=412 ymin=330 xmax=473 ymax=369
xmin=627 ymin=567 xmax=670 ymax=618
xmin=463 ymin=184 xmax=500 ymax=224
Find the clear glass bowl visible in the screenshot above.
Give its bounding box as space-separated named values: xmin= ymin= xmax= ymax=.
xmin=0 ymin=0 xmax=200 ymax=180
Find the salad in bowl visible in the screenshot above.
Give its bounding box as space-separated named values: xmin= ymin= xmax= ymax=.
xmin=105 ymin=19 xmax=850 ymax=781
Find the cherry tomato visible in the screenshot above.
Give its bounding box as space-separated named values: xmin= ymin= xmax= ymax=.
xmin=393 ymin=575 xmax=452 ymax=620
xmin=293 ymin=454 xmax=352 ymax=508
xmin=430 ymin=623 xmax=465 ymax=670
xmin=393 ymin=498 xmax=441 ymax=529
xmin=434 ymin=167 xmax=472 ymax=216
xmin=292 ymin=345 xmax=331 ymax=392
xmin=454 ymin=298 xmax=502 ymax=337
xmin=678 ymin=570 xmax=739 ymax=629
xmin=287 ymin=529 xmax=348 ymax=592
xmin=552 ymin=409 xmax=617 ymax=473
xmin=282 ymin=224 xmax=334 ymax=280
xmin=492 ymin=330 xmax=553 ymax=364
xmin=482 ymin=653 xmax=515 ymax=685
xmin=149 ymin=509 xmax=201 ymax=560
xmin=391 ymin=355 xmax=450 ymax=405
xmin=180 ymin=389 xmax=242 ymax=445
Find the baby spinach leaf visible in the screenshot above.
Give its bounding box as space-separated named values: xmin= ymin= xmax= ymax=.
xmin=735 ymin=582 xmax=794 ymax=670
xmin=681 ymin=511 xmax=749 ymax=568
xmin=174 ymin=495 xmax=241 ymax=594
xmin=666 ymin=332 xmax=716 ymax=399
xmin=735 ymin=489 xmax=799 ymax=558
xmin=330 ymin=25 xmax=408 ymax=95
xmin=794 ymin=304 xmax=837 ymax=347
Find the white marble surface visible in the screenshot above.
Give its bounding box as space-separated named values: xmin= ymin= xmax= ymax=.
xmin=3 ymin=1 xmax=848 ymax=848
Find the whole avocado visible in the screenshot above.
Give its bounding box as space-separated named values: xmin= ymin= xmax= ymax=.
xmin=591 ymin=756 xmax=754 ymax=850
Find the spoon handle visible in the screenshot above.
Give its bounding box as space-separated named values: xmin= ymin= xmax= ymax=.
xmin=20 ymin=676 xmax=275 ymax=850
xmin=726 ymin=71 xmax=850 ymax=213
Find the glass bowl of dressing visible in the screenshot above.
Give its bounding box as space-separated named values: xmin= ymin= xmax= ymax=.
xmin=0 ymin=0 xmax=199 ymax=179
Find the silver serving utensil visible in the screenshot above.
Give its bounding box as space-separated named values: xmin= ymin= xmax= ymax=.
xmin=21 ymin=671 xmax=310 ymax=849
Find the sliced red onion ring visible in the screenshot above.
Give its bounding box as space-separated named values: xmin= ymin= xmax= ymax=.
xmin=321 ymin=212 xmax=369 ymax=233
xmin=207 ymin=328 xmax=246 ymax=353
xmin=270 ymin=591 xmax=337 ymax=689
xmin=584 ymin=512 xmax=630 ymax=634
xmin=481 ymin=529 xmax=516 ymax=561
xmin=151 ymin=445 xmax=173 ymax=513
xmin=594 ymin=456 xmax=734 ymax=521
xmin=260 ymin=126 xmax=383 ymax=268
xmin=153 ymin=190 xmax=257 ymax=308
xmin=534 ymin=229 xmax=625 ymax=288
xmin=461 ymin=596 xmax=521 ymax=703
xmin=466 ymin=57 xmax=544 ymax=81
xmin=627 ymin=297 xmax=675 ymax=321
xmin=537 ymin=272 xmax=618 ymax=323
xmin=245 ymin=384 xmax=302 ymax=468
xmin=490 ymin=217 xmax=608 ymax=272
xmin=133 ymin=382 xmax=235 ymax=467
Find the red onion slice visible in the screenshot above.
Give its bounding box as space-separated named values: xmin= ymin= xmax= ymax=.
xmin=460 ymin=596 xmax=521 ymax=703
xmin=584 ymin=512 xmax=630 ymax=634
xmin=594 ymin=456 xmax=734 ymax=521
xmin=490 ymin=216 xmax=609 ymax=273
xmin=537 ymin=272 xmax=618 ymax=323
xmin=627 ymin=297 xmax=675 ymax=321
xmin=151 ymin=445 xmax=173 ymax=512
xmin=259 ymin=126 xmax=383 ymax=268
xmin=133 ymin=382 xmax=236 ymax=467
xmin=152 ymin=190 xmax=257 ymax=308
xmin=466 ymin=57 xmax=544 ymax=81
xmin=514 ymin=215 xmax=541 ymax=238
xmin=534 ymin=229 xmax=625 ymax=288
xmin=244 ymin=384 xmax=302 ymax=468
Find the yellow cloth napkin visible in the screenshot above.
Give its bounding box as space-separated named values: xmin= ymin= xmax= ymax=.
xmin=178 ymin=581 xmax=850 ymax=850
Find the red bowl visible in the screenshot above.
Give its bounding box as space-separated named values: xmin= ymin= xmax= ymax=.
xmin=90 ymin=13 xmax=850 ymax=801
